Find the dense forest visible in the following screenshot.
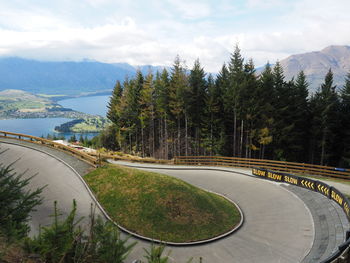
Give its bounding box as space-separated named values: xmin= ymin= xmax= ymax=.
xmin=103 ymin=45 xmax=350 ymax=167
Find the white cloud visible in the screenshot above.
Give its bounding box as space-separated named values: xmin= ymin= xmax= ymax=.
xmin=247 ymin=0 xmax=285 ymax=8
xmin=165 ymin=0 xmax=212 ymax=19
xmin=0 ymin=0 xmax=349 ymax=73
xmin=86 ymin=0 xmax=113 ymax=8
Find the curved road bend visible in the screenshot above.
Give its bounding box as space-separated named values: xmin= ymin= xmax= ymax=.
xmin=109 ymin=161 xmax=315 ymax=263
xmin=0 ymin=139 xmax=346 ymax=263
xmin=112 ymin=161 xmax=349 ymax=263
xmin=0 ymin=140 xmax=104 ymax=235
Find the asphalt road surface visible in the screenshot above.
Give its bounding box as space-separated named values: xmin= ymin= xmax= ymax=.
xmin=1 ymin=139 xmax=348 ymax=263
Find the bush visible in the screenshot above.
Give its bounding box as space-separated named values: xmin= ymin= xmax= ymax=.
xmin=25 ymin=201 xmax=136 ymax=263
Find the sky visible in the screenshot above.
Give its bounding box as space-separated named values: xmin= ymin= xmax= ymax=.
xmin=0 ymin=0 xmax=349 ymax=72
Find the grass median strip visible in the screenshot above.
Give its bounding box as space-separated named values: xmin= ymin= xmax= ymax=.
xmin=84 ymin=164 xmax=241 ymax=243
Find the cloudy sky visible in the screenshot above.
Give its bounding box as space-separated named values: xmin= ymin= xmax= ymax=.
xmin=0 ymin=0 xmax=349 ymax=72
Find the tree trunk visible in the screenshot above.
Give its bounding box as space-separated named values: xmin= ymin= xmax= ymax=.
xmin=177 ymin=117 xmax=181 ymax=156
xmin=129 ymin=130 xmax=132 ymax=154
xmin=165 ymin=116 xmax=169 ymax=159
xmin=210 ymin=114 xmax=213 ymax=156
xmin=262 ymin=144 xmax=265 ymax=159
xmin=135 ymin=130 xmax=138 ymax=155
xmin=185 ymin=113 xmax=188 ymax=156
xmin=159 ymin=116 xmax=163 ymax=159
xmin=141 ymin=124 xmax=144 ymax=157
xmin=233 ymin=110 xmax=237 ymax=156
xmin=151 ymin=114 xmax=155 ymax=158
xmin=245 ymin=128 xmax=249 ymax=158
xmin=240 ymin=119 xmax=244 ymax=157
xmin=321 ymin=129 xmax=326 ymax=165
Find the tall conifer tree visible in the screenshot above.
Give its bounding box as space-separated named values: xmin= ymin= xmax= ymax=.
xmin=188 ymin=59 xmax=207 ymax=155
xmin=107 ymin=80 xmax=122 ymax=125
xmin=169 ymin=56 xmax=189 ymax=156
xmin=339 ymin=73 xmax=350 ymax=167
xmin=225 ymin=45 xmax=245 ymax=156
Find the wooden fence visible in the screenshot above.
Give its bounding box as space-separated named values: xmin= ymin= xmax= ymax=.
xmin=174 ymin=156 xmax=350 ymax=179
xmin=0 ymin=130 xmax=98 ymax=167
xmin=1 ymin=130 xmax=349 ymax=179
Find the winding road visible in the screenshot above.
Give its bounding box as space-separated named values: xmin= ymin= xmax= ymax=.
xmin=0 ymin=138 xmax=349 ymax=263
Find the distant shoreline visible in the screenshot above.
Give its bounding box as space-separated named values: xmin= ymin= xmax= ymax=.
xmin=0 ymin=90 xmax=110 ymax=120
xmin=49 ymin=90 xmax=112 ymax=102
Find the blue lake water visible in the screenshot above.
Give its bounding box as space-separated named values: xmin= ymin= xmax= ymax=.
xmin=59 ymin=95 xmax=110 ymax=116
xmin=0 ymin=95 xmax=110 ymax=139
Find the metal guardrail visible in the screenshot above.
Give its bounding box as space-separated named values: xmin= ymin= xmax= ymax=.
xmin=175 ymin=156 xmax=350 ymax=179
xmin=0 ymin=130 xmax=99 ymax=167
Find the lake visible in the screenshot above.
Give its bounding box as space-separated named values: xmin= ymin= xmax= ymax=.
xmin=0 ymin=95 xmax=110 ymax=139
xmin=59 ymin=95 xmax=110 ymax=116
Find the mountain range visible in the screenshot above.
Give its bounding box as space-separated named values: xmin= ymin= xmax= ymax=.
xmin=0 ymin=57 xmax=166 ymax=96
xmin=279 ymin=45 xmax=350 ymax=91
xmin=0 ymin=45 xmax=349 ymax=95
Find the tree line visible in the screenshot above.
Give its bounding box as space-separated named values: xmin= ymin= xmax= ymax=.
xmin=105 ymin=45 xmax=350 ymax=167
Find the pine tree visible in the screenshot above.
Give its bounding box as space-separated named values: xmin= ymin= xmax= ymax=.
xmin=154 ymin=69 xmax=171 ymax=159
xmin=117 ymin=72 xmax=144 ymax=154
xmin=139 ymin=72 xmax=155 ymax=157
xmin=215 ymin=64 xmax=230 ymax=155
xmin=254 ymin=63 xmax=275 ymax=159
xmin=225 ymin=45 xmax=245 ymax=156
xmin=188 ymin=59 xmax=207 ymax=155
xmin=271 ymin=61 xmax=294 ymax=160
xmin=107 ymin=80 xmax=122 ymax=125
xmin=202 ymin=74 xmax=222 ymax=155
xmin=310 ymin=69 xmax=340 ymax=165
xmin=168 ymin=56 xmax=189 ymax=157
xmin=241 ymin=58 xmax=259 ymax=158
xmin=0 ymin=162 xmax=43 ymax=240
xmin=290 ymin=71 xmax=310 ymax=162
xmin=339 ymin=72 xmax=350 ymax=167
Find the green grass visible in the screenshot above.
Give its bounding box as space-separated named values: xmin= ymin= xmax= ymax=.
xmin=84 ymin=164 xmax=241 ymax=243
xmin=0 ymin=100 xmax=47 ymax=111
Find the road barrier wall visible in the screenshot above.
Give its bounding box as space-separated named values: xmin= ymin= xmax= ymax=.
xmin=252 ymin=167 xmax=350 ymax=263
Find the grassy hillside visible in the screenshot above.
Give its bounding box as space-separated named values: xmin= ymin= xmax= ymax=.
xmin=84 ymin=164 xmax=241 ymax=243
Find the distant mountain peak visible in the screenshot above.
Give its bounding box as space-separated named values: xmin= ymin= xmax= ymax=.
xmin=321 ymin=45 xmax=350 ymax=52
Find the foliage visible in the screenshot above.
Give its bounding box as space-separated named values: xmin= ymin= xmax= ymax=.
xmin=142 ymin=244 xmax=171 ymax=263
xmin=102 ymin=44 xmax=350 ymax=167
xmin=24 ymin=200 xmax=136 ymax=263
xmin=24 ymin=200 xmax=82 ymax=262
xmin=140 ymin=244 xmax=201 ymax=263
